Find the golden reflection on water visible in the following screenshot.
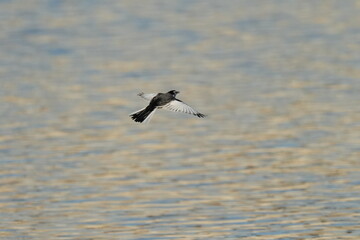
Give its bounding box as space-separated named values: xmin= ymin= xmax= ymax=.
xmin=1 ymin=0 xmax=360 ymax=239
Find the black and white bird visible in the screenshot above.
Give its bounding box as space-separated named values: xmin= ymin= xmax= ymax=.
xmin=129 ymin=90 xmax=206 ymax=123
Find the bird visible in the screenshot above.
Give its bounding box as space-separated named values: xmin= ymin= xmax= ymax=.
xmin=129 ymin=90 xmax=206 ymax=123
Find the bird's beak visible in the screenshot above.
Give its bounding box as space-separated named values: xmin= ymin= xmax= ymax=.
xmin=176 ymin=91 xmax=180 ymax=94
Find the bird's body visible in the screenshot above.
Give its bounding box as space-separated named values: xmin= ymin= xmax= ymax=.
xmin=130 ymin=90 xmax=205 ymax=123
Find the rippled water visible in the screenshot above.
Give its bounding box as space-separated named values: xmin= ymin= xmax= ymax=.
xmin=1 ymin=1 xmax=360 ymax=239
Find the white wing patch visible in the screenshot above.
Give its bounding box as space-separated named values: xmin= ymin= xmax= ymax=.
xmin=163 ymin=100 xmax=206 ymax=118
xmin=138 ymin=92 xmax=156 ymax=101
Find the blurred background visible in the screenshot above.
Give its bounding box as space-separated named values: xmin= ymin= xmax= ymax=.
xmin=1 ymin=0 xmax=360 ymax=239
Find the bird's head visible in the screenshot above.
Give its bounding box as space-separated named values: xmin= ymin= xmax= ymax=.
xmin=168 ymin=90 xmax=180 ymax=96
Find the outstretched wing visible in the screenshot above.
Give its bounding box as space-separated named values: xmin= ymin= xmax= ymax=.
xmin=163 ymin=100 xmax=206 ymax=118
xmin=138 ymin=92 xmax=157 ymax=101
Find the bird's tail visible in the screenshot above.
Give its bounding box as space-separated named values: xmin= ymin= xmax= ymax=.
xmin=129 ymin=106 xmax=156 ymax=123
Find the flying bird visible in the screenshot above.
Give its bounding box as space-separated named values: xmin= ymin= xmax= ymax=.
xmin=129 ymin=90 xmax=206 ymax=123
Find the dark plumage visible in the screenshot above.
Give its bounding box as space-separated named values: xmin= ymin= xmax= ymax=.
xmin=129 ymin=90 xmax=206 ymax=123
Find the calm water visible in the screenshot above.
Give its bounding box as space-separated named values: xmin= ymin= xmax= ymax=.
xmin=1 ymin=1 xmax=360 ymax=239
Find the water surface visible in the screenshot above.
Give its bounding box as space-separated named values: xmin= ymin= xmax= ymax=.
xmin=0 ymin=1 xmax=360 ymax=239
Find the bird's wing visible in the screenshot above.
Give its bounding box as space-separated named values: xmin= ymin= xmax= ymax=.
xmin=163 ymin=100 xmax=206 ymax=118
xmin=138 ymin=92 xmax=157 ymax=101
